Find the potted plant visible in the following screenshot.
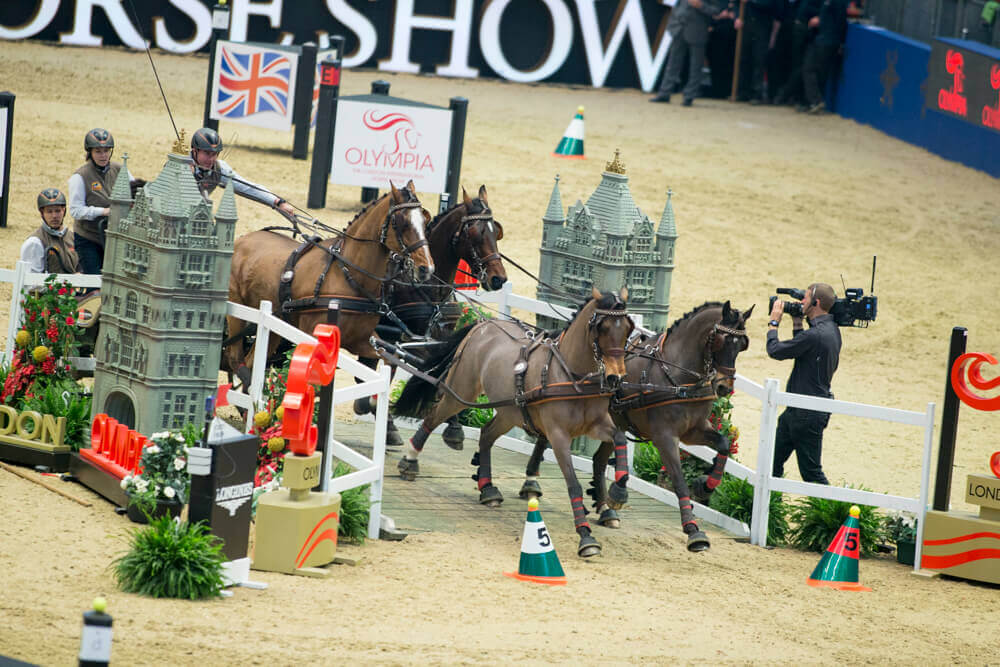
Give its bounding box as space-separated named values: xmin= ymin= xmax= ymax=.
xmin=885 ymin=512 xmax=918 ymax=565
xmin=120 ymin=429 xmax=190 ymax=523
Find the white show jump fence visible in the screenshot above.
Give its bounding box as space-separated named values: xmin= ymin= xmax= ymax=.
xmin=1 ymin=262 xmax=391 ymax=540
xmin=3 ymin=265 xmax=935 ymax=558
xmin=450 ymin=284 xmax=935 ymax=568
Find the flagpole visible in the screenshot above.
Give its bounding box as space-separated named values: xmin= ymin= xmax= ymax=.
xmin=203 ymin=1 xmax=231 ymax=131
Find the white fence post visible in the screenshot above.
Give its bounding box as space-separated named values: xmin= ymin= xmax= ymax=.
xmin=247 ymin=300 xmax=273 ymax=418
xmin=914 ymin=401 xmax=936 ymax=572
xmin=5 ymin=261 xmax=27 ymax=361
xmin=500 ymin=281 xmax=513 ymax=319
xmin=368 ymin=363 xmax=391 ymax=540
xmin=750 ymin=378 xmax=780 ymax=546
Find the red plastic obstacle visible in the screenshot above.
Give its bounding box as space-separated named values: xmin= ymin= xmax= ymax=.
xmin=78 ymin=414 xmax=146 ymax=479
xmin=806 ymin=505 xmax=872 ymax=591
xmin=281 ymin=323 xmax=341 ymax=456
xmin=455 ymin=259 xmax=477 ymax=290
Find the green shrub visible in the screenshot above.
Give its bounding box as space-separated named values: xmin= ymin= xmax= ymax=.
xmin=113 ymin=516 xmax=225 ymax=599
xmin=709 ymin=473 xmax=790 ymax=545
xmin=632 ymin=440 xmax=711 ymax=491
xmin=457 ymin=394 xmax=494 ymax=428
xmin=787 ymin=489 xmax=889 ymax=558
xmin=334 ymin=461 xmax=371 ymax=544
xmin=22 ymin=377 xmax=92 ymax=451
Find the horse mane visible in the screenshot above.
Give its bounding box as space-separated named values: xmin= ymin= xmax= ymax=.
xmin=664 ymin=301 xmax=725 ymax=337
xmin=567 ymin=291 xmax=620 ymax=326
xmin=426 ymin=196 xmax=485 ymax=234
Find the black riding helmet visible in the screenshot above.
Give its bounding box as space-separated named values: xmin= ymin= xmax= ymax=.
xmin=84 ymin=128 xmax=114 ymax=152
xmin=191 ymin=127 xmax=223 ymax=154
xmin=37 ymin=188 xmax=67 ymax=210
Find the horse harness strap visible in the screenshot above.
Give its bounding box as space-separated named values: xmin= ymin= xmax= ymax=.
xmin=277 ymin=235 xmax=384 ymax=316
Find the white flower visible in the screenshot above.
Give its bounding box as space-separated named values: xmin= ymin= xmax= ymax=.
xmin=173 ymin=457 xmax=186 ymax=471
xmin=146 ymin=444 xmax=160 ymax=455
xmin=173 ymin=434 xmax=185 ymax=443
xmin=119 ymin=478 xmax=129 ymax=490
xmin=163 ymin=486 xmax=176 ymax=499
xmin=151 ymin=431 xmax=169 ymax=440
xmin=135 ymin=478 xmax=149 ymax=492
xmin=154 ymin=485 xmax=161 ymax=497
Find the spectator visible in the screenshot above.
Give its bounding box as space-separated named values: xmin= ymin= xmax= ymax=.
xmin=707 ymin=0 xmax=741 ymax=98
xmin=735 ymin=0 xmax=782 ymax=103
xmin=766 ymin=283 xmax=841 ymax=484
xmin=20 ymin=188 xmax=79 ymax=274
xmin=651 ymin=0 xmax=728 ymax=106
xmin=801 ymin=0 xmax=861 ymax=114
xmin=773 ymin=0 xmax=824 ymax=108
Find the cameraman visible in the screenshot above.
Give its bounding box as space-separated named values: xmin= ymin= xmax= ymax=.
xmin=766 ymin=283 xmax=841 ymax=484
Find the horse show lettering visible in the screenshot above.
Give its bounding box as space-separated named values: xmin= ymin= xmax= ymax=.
xmin=82 ymin=414 xmax=147 ymax=480
xmin=0 ymin=406 xmax=66 ymax=450
xmin=0 ymin=1 xmax=675 ymax=92
xmin=215 ymin=482 xmax=254 ymax=516
xmin=937 ymin=50 xmax=968 ymax=116
xmin=926 ymin=41 xmax=1000 ymax=133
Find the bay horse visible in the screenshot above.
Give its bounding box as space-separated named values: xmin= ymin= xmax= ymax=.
xmin=352 ymin=185 xmax=508 ymax=447
xmin=391 ymin=287 xmax=633 ymax=558
xmin=225 ymin=181 xmax=434 ymax=380
xmin=519 ymin=301 xmax=752 ymax=553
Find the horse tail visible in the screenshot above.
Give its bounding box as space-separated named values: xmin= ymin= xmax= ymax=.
xmin=391 ymin=324 xmax=476 ymax=418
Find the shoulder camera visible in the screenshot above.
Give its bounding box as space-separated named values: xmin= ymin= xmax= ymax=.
xmin=768 ymin=257 xmax=879 ymax=328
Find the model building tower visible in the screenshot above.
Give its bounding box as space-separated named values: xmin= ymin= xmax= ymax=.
xmin=92 ymin=140 xmax=237 ymax=432
xmin=536 ymin=150 xmax=677 ymax=331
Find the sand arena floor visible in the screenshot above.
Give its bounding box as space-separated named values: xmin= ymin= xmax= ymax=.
xmin=0 ymin=40 xmax=998 ymax=664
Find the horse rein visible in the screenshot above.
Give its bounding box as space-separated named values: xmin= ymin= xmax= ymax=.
xmin=451 ymin=211 xmax=503 ymax=284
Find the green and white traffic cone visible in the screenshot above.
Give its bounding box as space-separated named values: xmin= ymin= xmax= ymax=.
xmin=504 ymin=498 xmax=566 ymax=585
xmin=807 ymin=505 xmax=872 ymax=591
xmin=552 ymin=106 xmax=585 ymax=159
xmin=78 ymin=596 xmax=113 ymax=666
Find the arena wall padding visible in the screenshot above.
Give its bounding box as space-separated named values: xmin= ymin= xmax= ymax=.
xmin=835 ymin=24 xmax=1000 ymax=177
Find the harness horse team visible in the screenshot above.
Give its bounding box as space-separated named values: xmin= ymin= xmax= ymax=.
xmin=222 ymin=177 xmax=751 ymax=558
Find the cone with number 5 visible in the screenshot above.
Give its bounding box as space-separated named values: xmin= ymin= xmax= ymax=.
xmin=504 ymin=498 xmax=566 ymax=585
xmin=807 ymin=505 xmax=872 ymax=591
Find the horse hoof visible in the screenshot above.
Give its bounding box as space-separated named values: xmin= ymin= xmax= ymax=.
xmin=597 ymin=508 xmax=620 ymax=528
xmin=385 ymin=422 xmax=403 ymax=448
xmin=577 ymin=535 xmax=602 ymax=558
xmin=479 ymin=484 xmax=504 ymax=506
xmin=518 ymin=479 xmax=543 ymax=499
xmin=353 ymin=396 xmax=373 ymax=416
xmin=442 ymin=423 xmax=464 ymax=451
xmin=687 ymin=531 xmax=711 ymax=552
xmin=607 ymin=480 xmax=629 ymax=509
xmin=397 ymin=457 xmax=419 ymax=481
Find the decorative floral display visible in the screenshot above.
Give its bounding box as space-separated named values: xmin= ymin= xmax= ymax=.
xmin=454 ymin=303 xmax=492 ymax=330
xmin=885 ymin=511 xmax=918 ymax=543
xmin=120 ymin=429 xmax=191 ymax=512
xmin=709 ymin=394 xmax=740 ymax=457
xmin=2 ymin=275 xmax=82 ymax=406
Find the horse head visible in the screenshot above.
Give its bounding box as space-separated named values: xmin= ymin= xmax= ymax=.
xmin=708 ymin=301 xmax=753 ymax=397
xmin=456 ymin=185 xmax=507 ymax=291
xmin=387 ymin=180 xmax=434 ymax=283
xmin=586 ymin=286 xmax=632 ymax=390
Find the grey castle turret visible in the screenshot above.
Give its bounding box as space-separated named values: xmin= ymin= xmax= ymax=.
xmin=537 ymin=151 xmax=677 ymax=331
xmin=92 ymin=140 xmax=237 ymax=433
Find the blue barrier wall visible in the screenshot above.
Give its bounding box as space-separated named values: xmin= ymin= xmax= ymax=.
xmin=835 ymin=24 xmax=1000 ymax=177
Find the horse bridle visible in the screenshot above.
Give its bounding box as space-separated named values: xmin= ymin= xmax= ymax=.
xmin=452 ymin=210 xmax=502 ymax=284
xmin=588 ymin=303 xmax=632 ymax=381
xmin=379 ymin=199 xmax=430 ymax=271
xmin=704 ymin=321 xmax=749 ymax=387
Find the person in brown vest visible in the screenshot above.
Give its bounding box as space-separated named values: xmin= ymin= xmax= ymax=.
xmin=20 ymin=188 xmax=80 ymax=274
xmin=68 ymin=128 xmax=136 ymax=275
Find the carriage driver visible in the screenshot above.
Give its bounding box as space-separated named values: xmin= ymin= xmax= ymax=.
xmin=20 ymin=188 xmax=80 ymax=274
xmin=188 ymin=127 xmax=295 ymax=218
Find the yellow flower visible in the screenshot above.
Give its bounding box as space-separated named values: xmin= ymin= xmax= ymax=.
xmin=253 ymin=410 xmax=271 ymax=430
xmin=32 ymin=345 xmax=50 ymax=362
xmin=15 ymin=330 xmax=30 ymax=348
xmin=275 ymin=405 xmax=284 ymax=421
xmin=267 ymin=436 xmax=285 ymax=453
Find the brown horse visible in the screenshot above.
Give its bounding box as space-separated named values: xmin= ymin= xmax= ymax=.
xmin=391 ymin=287 xmax=633 ymax=557
xmin=527 ymin=301 xmax=752 ymax=552
xmin=225 ymin=181 xmax=434 ymax=379
xmin=354 ymin=185 xmax=508 ymax=447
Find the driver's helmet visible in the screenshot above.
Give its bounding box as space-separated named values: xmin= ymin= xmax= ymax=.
xmin=37 ymin=188 xmax=67 ymax=210
xmin=191 ymin=127 xmax=223 ymax=154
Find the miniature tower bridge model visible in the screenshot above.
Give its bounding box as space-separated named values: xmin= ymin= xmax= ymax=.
xmin=91 ymin=138 xmax=237 ymax=432
xmin=536 ymin=150 xmax=677 ymax=331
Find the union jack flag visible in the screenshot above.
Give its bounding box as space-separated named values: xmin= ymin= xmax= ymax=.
xmin=217 ymin=45 xmax=292 ymax=118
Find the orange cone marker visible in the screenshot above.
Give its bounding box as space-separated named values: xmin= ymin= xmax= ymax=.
xmin=504 ymin=498 xmax=566 ymax=585
xmin=807 ymin=505 xmax=872 ymax=591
